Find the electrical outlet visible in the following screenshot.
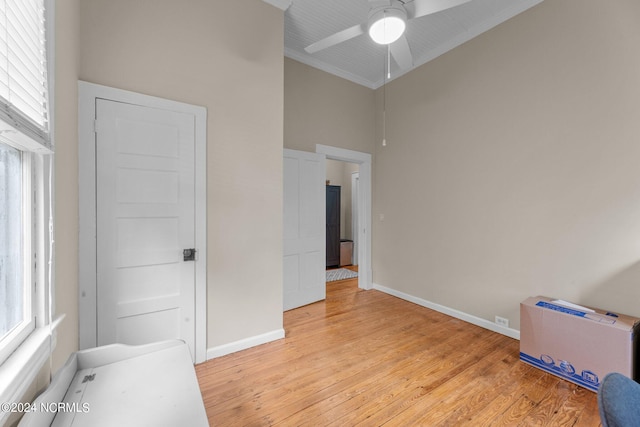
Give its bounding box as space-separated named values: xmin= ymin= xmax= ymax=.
xmin=495 ymin=316 xmax=509 ymax=328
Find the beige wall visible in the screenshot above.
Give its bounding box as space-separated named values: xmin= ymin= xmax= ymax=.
xmin=53 ymin=0 xmax=80 ymax=370
xmin=284 ymin=58 xmax=375 ymax=154
xmin=79 ymin=0 xmax=284 ymax=348
xmin=373 ymin=0 xmax=640 ymax=329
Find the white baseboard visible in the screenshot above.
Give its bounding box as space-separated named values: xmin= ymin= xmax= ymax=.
xmin=206 ymin=328 xmax=285 ymax=360
xmin=372 ymin=283 xmax=520 ymax=340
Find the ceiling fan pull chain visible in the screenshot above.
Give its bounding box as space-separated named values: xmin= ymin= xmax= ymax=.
xmin=382 ymin=44 xmax=388 ymax=147
xmin=387 ymin=36 xmax=391 ymax=78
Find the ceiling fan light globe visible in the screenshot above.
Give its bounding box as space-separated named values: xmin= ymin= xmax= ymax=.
xmin=369 ymin=16 xmax=405 ymax=44
xmin=368 ymin=7 xmax=407 ymax=45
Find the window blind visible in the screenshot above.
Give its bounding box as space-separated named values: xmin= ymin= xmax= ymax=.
xmin=0 ymin=0 xmax=50 ymax=150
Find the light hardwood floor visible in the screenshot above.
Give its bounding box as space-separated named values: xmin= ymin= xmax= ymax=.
xmin=196 ymin=274 xmax=602 ymax=426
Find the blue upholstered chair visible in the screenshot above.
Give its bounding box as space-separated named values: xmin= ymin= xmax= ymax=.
xmin=598 ymin=372 xmax=640 ymax=427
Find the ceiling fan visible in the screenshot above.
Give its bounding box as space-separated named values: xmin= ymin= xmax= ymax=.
xmin=304 ymin=0 xmax=472 ymax=70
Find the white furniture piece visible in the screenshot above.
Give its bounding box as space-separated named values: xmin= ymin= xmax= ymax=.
xmin=19 ymin=340 xmax=208 ymax=426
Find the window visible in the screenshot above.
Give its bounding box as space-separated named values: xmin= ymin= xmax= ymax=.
xmin=0 ymin=0 xmax=50 ymax=364
xmin=0 ymin=144 xmax=24 ymax=337
xmin=0 ymin=143 xmax=33 ymax=362
xmin=0 ymin=0 xmax=53 ymax=415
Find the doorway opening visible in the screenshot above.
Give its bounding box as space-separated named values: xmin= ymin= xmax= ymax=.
xmin=325 ymin=159 xmax=360 ymax=286
xmin=316 ymin=144 xmax=372 ymax=291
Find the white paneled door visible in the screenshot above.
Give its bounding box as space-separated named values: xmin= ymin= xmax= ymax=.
xmin=96 ymin=99 xmax=196 ymax=357
xmin=283 ymin=149 xmax=326 ymax=311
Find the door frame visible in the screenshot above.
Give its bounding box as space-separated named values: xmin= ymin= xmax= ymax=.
xmin=351 ymin=171 xmax=359 ymax=266
xmin=78 ymin=81 xmax=207 ymax=363
xmin=316 ymin=144 xmax=372 ymax=290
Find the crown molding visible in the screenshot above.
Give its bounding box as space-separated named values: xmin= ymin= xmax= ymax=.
xmin=262 ymin=0 xmax=292 ymax=11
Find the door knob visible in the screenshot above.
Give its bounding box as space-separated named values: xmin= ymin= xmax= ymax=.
xmin=183 ymin=248 xmax=196 ymax=261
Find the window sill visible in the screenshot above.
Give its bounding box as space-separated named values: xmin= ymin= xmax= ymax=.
xmin=0 ymin=316 xmax=64 ymax=424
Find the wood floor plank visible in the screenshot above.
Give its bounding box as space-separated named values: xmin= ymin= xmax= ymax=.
xmin=282 ymin=324 xmax=500 ymax=426
xmin=204 ymin=318 xmax=443 ymax=419
xmin=543 ymin=384 xmax=601 ymax=427
xmin=436 ymin=346 xmax=533 ymax=426
xmin=464 ymin=364 xmax=551 ymax=426
xmin=406 ymin=343 xmax=521 ymax=425
xmin=196 ymin=277 xmax=602 ymax=426
xmin=215 ymin=308 xmax=459 ymax=420
xmin=338 ymin=334 xmax=508 ymax=426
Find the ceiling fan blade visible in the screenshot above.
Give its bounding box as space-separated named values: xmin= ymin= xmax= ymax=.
xmin=389 ymin=35 xmax=413 ymax=70
xmin=404 ymin=0 xmax=471 ymax=20
xmin=304 ymin=24 xmax=366 ymax=54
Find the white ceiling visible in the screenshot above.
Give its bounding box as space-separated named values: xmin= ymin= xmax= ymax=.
xmin=284 ymin=0 xmax=543 ymax=89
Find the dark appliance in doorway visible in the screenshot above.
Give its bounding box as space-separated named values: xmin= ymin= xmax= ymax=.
xmin=326 ymin=185 xmax=340 ymax=267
